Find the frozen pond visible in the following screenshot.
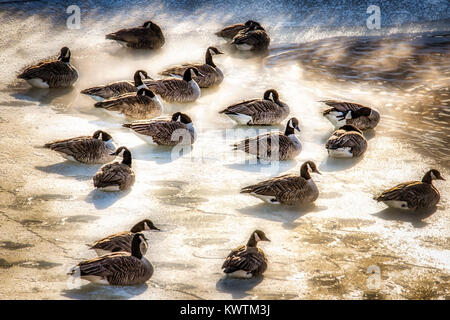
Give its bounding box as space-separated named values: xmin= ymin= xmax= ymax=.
xmin=0 ymin=0 xmax=449 ymax=299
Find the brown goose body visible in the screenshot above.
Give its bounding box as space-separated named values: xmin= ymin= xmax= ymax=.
xmin=94 ymin=88 xmax=162 ymax=120
xmin=159 ymin=47 xmax=224 ymax=88
xmin=325 ymin=125 xmax=367 ymax=158
xmin=80 ymin=70 xmax=152 ymax=102
xmin=89 ymin=220 xmax=160 ymax=256
xmin=123 ymin=112 xmax=195 ymax=146
xmin=215 ymin=22 xmax=251 ymax=40
xmin=69 ymin=234 xmax=153 ymax=286
xmin=241 ymin=161 xmax=321 ymax=205
xmin=220 ymin=89 xmax=289 ymax=125
xmin=144 ymin=68 xmax=201 ymax=103
xmin=233 ymin=117 xmax=302 ymax=160
xmin=18 ymin=47 xmax=78 ymax=88
xmin=106 ymin=21 xmax=165 ymax=49
xmin=231 ymin=24 xmax=270 ymax=52
xmin=375 ymin=169 xmax=444 ymax=210
xmin=222 ymin=230 xmax=270 ymax=278
xmin=93 ymin=147 xmax=135 ymax=191
xmin=44 ymin=130 xmax=116 ymax=164
xmin=322 ymin=100 xmax=380 ymax=130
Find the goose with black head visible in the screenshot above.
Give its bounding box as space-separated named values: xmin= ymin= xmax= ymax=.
xmin=240 ymin=161 xmax=321 ymax=205
xmin=93 ymin=146 xmax=135 ymax=191
xmin=44 ymin=130 xmax=116 ymax=164
xmin=322 ymin=100 xmax=380 ymax=130
xmin=159 ymin=47 xmax=224 ymax=88
xmin=81 ymin=70 xmax=153 ymax=102
xmin=105 ymin=21 xmax=165 ymax=49
xmin=68 ymin=233 xmax=153 ymax=285
xmin=17 ymin=47 xmax=78 ymax=88
xmin=326 ymin=124 xmax=368 ymax=158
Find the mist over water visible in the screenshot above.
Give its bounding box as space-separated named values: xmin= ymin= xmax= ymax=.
xmin=0 ymin=0 xmax=449 ymax=299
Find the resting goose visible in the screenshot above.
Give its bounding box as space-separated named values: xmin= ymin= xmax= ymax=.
xmin=88 ymin=219 xmax=160 ymax=256
xmin=231 ymin=22 xmax=270 ymax=52
xmin=80 ymin=70 xmax=152 ymax=102
xmin=144 ymin=67 xmax=202 ymax=103
xmin=159 ymin=47 xmax=224 ymax=88
xmin=219 ymin=89 xmax=289 ymax=125
xmin=123 ymin=112 xmax=195 ymax=146
xmin=44 ymin=130 xmax=116 ymax=164
xmin=222 ymin=230 xmax=270 ymax=279
xmin=322 ymin=100 xmax=380 ymax=130
xmin=233 ymin=117 xmax=301 ymax=160
xmin=215 ymin=20 xmax=260 ymax=40
xmin=94 ymin=88 xmax=162 ymax=120
xmin=93 ymin=146 xmax=135 ymax=191
xmin=241 ymin=161 xmax=321 ymax=205
xmin=375 ymin=169 xmax=445 ymax=210
xmin=325 ymin=124 xmax=367 ymax=158
xmin=68 ymin=233 xmax=153 ymax=286
xmin=17 ymin=47 xmax=78 ymax=88
xmin=105 ymin=21 xmax=165 ymax=49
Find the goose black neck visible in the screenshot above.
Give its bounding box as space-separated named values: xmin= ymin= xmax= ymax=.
xmin=205 ymin=50 xmax=216 ymax=67
xmin=134 ymin=72 xmax=144 ymax=87
xmin=285 ymin=123 xmax=295 ymax=136
xmin=300 ymin=163 xmax=311 ymax=180
xmin=422 ymin=171 xmax=433 ymax=184
xmin=121 ymin=150 xmax=132 ymax=167
xmin=247 ymin=235 xmax=258 ymax=247
xmin=60 ymin=54 xmax=70 ymax=63
xmin=131 ymin=235 xmax=143 ymax=259
xmin=183 ymin=69 xmax=193 ymax=82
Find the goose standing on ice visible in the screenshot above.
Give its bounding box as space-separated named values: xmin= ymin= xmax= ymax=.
xmin=222 ymin=230 xmax=270 ymax=279
xmin=240 ymin=161 xmax=321 ymax=205
xmin=123 ymin=112 xmax=195 ymax=146
xmin=68 ymin=234 xmax=153 ymax=286
xmin=80 ymin=70 xmax=152 ymax=102
xmin=17 ymin=47 xmax=78 ymax=88
xmin=159 ymin=47 xmax=224 ymax=88
xmin=144 ymin=67 xmax=202 ymax=103
xmin=375 ymin=169 xmax=445 ymax=210
xmin=322 ymin=100 xmax=380 ymax=130
xmin=88 ymin=219 xmax=160 ymax=256
xmin=106 ymin=21 xmax=165 ymax=49
xmin=44 ymin=130 xmax=116 ymax=164
xmin=325 ymin=124 xmax=368 ymax=158
xmin=219 ymin=89 xmax=289 ymax=125
xmin=93 ymin=146 xmax=135 ymax=192
xmin=94 ymin=88 xmax=162 ymax=120
xmin=233 ymin=117 xmax=302 ymax=160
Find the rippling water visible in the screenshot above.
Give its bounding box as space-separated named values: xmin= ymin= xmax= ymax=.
xmin=0 ymin=0 xmax=449 ymax=300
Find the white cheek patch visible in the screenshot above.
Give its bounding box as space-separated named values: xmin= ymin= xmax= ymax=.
xmin=65 ymin=51 xmax=70 ymax=58
xmin=97 ymin=132 xmax=103 ymax=140
xmin=431 ymin=172 xmax=436 ymax=180
xmin=345 ymin=111 xmax=352 ymax=120
xmin=177 ymin=115 xmax=181 ymax=122
xmin=289 ymin=120 xmax=294 ymax=129
xmin=254 ymin=232 xmax=261 ymax=242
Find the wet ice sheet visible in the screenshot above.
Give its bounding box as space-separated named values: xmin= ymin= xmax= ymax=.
xmin=0 ymin=2 xmax=449 ymax=300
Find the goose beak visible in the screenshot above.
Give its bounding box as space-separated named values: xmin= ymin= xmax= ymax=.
xmin=216 ymin=50 xmax=224 ymax=55
xmin=295 ymin=125 xmax=301 ymax=132
xmin=315 ymin=169 xmax=322 ymax=175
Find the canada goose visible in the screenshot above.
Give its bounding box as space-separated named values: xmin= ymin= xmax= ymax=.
xmin=88 ymin=219 xmax=160 ymax=256
xmin=222 ymin=230 xmax=270 ymax=278
xmin=375 ymin=169 xmax=445 ymax=210
xmin=123 ymin=112 xmax=195 ymax=146
xmin=325 ymin=124 xmax=367 ymax=158
xmin=215 ymin=20 xmax=260 ymax=40
xmin=233 ymin=117 xmax=301 ymax=160
xmin=322 ymin=100 xmax=380 ymax=130
xmin=105 ymin=21 xmax=165 ymax=49
xmin=93 ymin=146 xmax=135 ymax=191
xmin=144 ymin=67 xmax=202 ymax=103
xmin=159 ymin=47 xmax=224 ymax=88
xmin=94 ymin=88 xmax=162 ymax=120
xmin=44 ymin=130 xmax=116 ymax=164
xmin=80 ymin=70 xmax=152 ymax=102
xmin=17 ymin=47 xmax=78 ymax=88
xmin=231 ymin=22 xmax=270 ymax=52
xmin=241 ymin=161 xmax=321 ymax=205
xmin=219 ymin=89 xmax=289 ymax=125
xmin=68 ymin=233 xmax=153 ymax=286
